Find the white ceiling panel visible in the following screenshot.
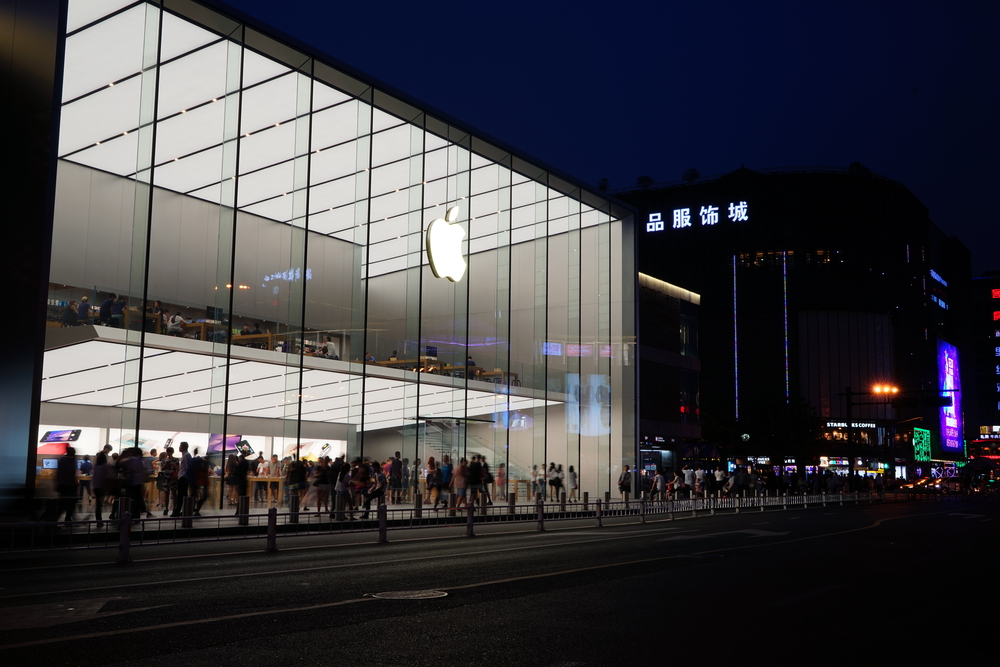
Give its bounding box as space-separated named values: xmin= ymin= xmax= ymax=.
xmin=307 ymin=176 xmax=357 ymax=215
xmin=311 ymin=101 xmax=359 ymax=149
xmin=371 ymin=125 xmax=410 ymax=168
xmin=307 ymin=205 xmax=355 ymax=235
xmin=369 ymin=189 xmax=409 ymax=221
xmin=136 ymin=390 xmax=214 ymax=412
xmin=63 ymin=4 xmax=147 ymax=101
xmin=312 ymin=81 xmax=351 ymax=111
xmin=236 ymin=161 xmax=295 ymax=206
xmin=59 ymin=76 xmax=142 ymax=155
xmin=367 ymin=236 xmax=407 ymax=263
xmin=241 ymin=195 xmax=294 ymax=223
xmin=155 ymin=101 xmax=226 ymax=161
xmin=240 ymin=73 xmax=298 ymax=132
xmin=372 ymin=108 xmax=404 ymax=133
xmin=67 ymin=0 xmax=138 ymax=34
xmin=154 ymin=145 xmax=225 ymax=193
xmin=160 ymin=10 xmax=221 ymax=62
xmin=370 ymin=160 xmax=410 ymax=197
xmin=309 ymin=142 xmax=357 ymax=186
xmin=156 ymin=42 xmax=228 ymax=119
xmin=42 ymin=364 xmax=138 ymax=401
xmin=63 ymin=131 xmax=140 ymax=177
xmin=368 ymin=215 xmax=410 ymax=243
xmin=239 ymin=122 xmax=296 ymax=174
xmin=242 ymin=49 xmax=291 ymax=87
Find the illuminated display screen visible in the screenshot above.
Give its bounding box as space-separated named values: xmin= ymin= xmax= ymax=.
xmin=913 ymin=428 xmax=931 ymax=461
xmin=937 ymin=340 xmax=963 ymax=453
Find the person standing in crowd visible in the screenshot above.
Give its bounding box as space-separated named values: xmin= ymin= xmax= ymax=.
xmin=232 ymin=451 xmax=250 ymax=513
xmin=285 ymin=457 xmax=308 ymax=509
xmin=440 ymin=455 xmax=453 ymax=507
xmin=496 ymin=463 xmax=507 ymax=501
xmin=78 ymin=454 xmax=93 ymax=503
xmin=451 ymin=458 xmax=468 ymax=509
xmin=567 ymin=465 xmax=578 ymax=502
xmin=92 ymin=451 xmax=114 ymax=527
xmin=650 ymin=469 xmax=666 ymax=502
xmin=482 ymin=458 xmax=494 ymax=505
xmin=77 ymin=295 xmax=92 ymax=324
xmin=170 ymin=442 xmax=192 ymax=517
xmin=99 ymin=293 xmax=116 ymax=326
xmin=546 ymin=462 xmax=559 ymax=501
xmin=189 ymin=447 xmax=208 ymax=516
xmin=159 ymin=446 xmax=179 ymax=516
xmin=268 ymin=454 xmax=282 ymax=505
xmin=334 ymin=461 xmax=355 ymax=520
xmin=312 ymin=458 xmax=331 ymax=514
xmin=468 ymin=455 xmax=484 ymax=506
xmin=618 ymin=465 xmax=632 ymax=501
xmin=122 ymin=447 xmax=152 ymax=520
xmin=531 ymin=465 xmax=542 ymax=500
xmin=423 ymin=457 xmax=436 ymax=503
xmin=389 ymin=451 xmax=403 ymax=504
xmin=360 ymin=462 xmax=386 ymax=520
xmin=694 ymin=466 xmax=706 ymax=498
xmin=55 ymin=446 xmax=78 ymax=526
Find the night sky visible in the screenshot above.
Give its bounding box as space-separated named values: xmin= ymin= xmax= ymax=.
xmin=224 ymin=0 xmax=999 ymax=277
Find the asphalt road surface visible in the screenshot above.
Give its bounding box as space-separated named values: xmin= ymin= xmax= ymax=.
xmin=1 ymin=498 xmax=996 ymax=665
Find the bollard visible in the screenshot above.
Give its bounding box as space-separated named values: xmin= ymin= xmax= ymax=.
xmin=583 ymin=491 xmax=589 ymax=512
xmin=710 ymin=493 xmax=716 ymax=516
xmin=117 ymin=511 xmax=132 ymax=564
xmin=782 ymin=492 xmax=787 ymax=512
xmin=604 ymin=491 xmax=611 ymax=504
xmin=289 ymin=493 xmax=300 ymax=524
xmin=536 ymin=499 xmax=545 ymax=532
xmin=479 ymin=491 xmax=487 ymax=518
xmin=377 ymin=503 xmax=388 ymax=543
xmin=467 ymin=502 xmax=476 ymax=538
xmin=414 ymin=493 xmax=422 ymax=519
xmin=448 ymin=492 xmax=456 ymax=518
xmin=237 ymin=495 xmax=250 ymax=526
xmin=335 ymin=492 xmax=345 ymax=521
xmin=623 ymin=491 xmax=629 ymax=510
xmin=560 ymin=491 xmax=566 ymax=513
xmin=839 ymin=493 xmax=844 ymax=507
xmin=536 ymin=492 xmax=544 ymax=505
xmin=507 ymin=492 xmax=515 ymax=517
xmin=760 ymin=492 xmax=765 ymax=513
xmin=640 ymin=499 xmax=646 ymax=524
xmin=181 ymin=495 xmax=194 ymax=528
xmin=265 ymin=506 xmax=278 ymax=552
xmin=595 ymin=498 xmax=603 ymax=527
xmin=116 ymin=496 xmax=131 ymax=521
xmin=822 ymin=492 xmax=827 ymax=508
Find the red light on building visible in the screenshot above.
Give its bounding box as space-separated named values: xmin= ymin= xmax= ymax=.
xmin=993 ymin=288 xmax=1000 ymax=298
xmin=994 ymin=311 xmax=1000 ymax=321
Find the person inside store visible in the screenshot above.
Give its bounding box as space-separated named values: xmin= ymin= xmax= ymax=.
xmin=99 ymin=293 xmax=117 ymax=326
xmin=110 ymin=294 xmax=126 ymax=328
xmin=465 ymin=355 xmax=477 ymax=366
xmin=77 ymin=296 xmax=92 ymax=324
xmin=165 ymin=311 xmax=186 ymax=336
xmin=250 ymin=323 xmax=263 ymax=335
xmin=365 ymin=352 xmax=376 ymax=363
xmin=60 ymin=300 xmax=78 ymax=327
xmin=240 ymin=324 xmax=252 ymax=336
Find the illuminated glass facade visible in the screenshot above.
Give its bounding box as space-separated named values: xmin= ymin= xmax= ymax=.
xmin=9 ymin=0 xmax=636 ymax=503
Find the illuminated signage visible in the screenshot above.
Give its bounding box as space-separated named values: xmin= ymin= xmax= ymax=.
xmin=931 ymin=295 xmax=948 ymax=310
xmin=929 ymin=269 xmax=948 ymax=286
xmin=913 ymin=427 xmax=932 ymax=461
xmin=992 ymin=289 xmax=1000 ymax=299
xmin=937 ymin=340 xmax=963 ymax=453
xmin=262 ymin=267 xmax=312 ymax=288
xmin=826 ymin=421 xmax=876 ymax=429
xmin=426 ymin=206 xmax=466 ymax=282
xmin=646 ymin=201 xmax=749 ymax=232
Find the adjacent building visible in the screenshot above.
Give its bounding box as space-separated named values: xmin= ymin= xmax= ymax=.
xmin=618 ymin=166 xmax=973 ymax=477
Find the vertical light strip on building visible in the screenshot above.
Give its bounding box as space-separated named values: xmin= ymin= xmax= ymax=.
xmin=733 ymin=254 xmax=739 ymax=419
xmin=783 ymin=250 xmax=789 ymax=402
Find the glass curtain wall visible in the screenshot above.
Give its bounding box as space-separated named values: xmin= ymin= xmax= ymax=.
xmin=39 ymin=0 xmax=633 ymax=504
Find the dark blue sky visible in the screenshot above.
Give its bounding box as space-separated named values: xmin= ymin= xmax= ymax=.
xmin=225 ymin=0 xmax=999 ymax=276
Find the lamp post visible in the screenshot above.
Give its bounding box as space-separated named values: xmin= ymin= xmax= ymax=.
xmin=844 ymin=384 xmax=897 ymax=488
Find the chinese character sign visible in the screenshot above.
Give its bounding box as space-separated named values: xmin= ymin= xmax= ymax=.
xmin=646 ymin=213 xmax=664 ymax=232
xmin=938 ymin=339 xmax=963 ymax=453
xmin=672 ymin=208 xmax=691 ymax=228
xmin=728 ymin=201 xmax=749 ymax=222
xmin=699 ymin=205 xmax=719 ymax=225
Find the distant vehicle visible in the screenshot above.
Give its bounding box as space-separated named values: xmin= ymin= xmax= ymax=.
xmin=900 ymin=477 xmax=946 ymax=494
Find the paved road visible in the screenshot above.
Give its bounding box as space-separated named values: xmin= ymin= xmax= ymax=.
xmin=1 ymin=499 xmax=996 ymax=665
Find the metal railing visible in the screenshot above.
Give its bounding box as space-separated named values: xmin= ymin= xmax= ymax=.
xmin=0 ymin=489 xmax=987 ymax=558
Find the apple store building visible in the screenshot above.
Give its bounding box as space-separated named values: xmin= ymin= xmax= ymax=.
xmin=5 ymin=0 xmax=637 ymax=507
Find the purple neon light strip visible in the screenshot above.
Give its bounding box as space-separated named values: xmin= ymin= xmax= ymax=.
xmin=783 ymin=251 xmax=789 ymax=402
xmin=733 ymin=255 xmax=739 ymax=419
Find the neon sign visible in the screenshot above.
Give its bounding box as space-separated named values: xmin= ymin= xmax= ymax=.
xmin=646 ymin=201 xmax=749 ymax=232
xmin=929 ymin=269 xmax=948 ymax=286
xmin=913 ymin=427 xmax=931 ymax=461
xmin=937 ymin=340 xmax=963 ymax=453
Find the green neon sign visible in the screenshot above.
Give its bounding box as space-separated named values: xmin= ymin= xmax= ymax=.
xmin=913 ymin=427 xmax=931 ymax=462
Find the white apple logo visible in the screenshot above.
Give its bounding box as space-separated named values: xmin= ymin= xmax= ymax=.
xmin=426 ymin=206 xmax=466 ymax=282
